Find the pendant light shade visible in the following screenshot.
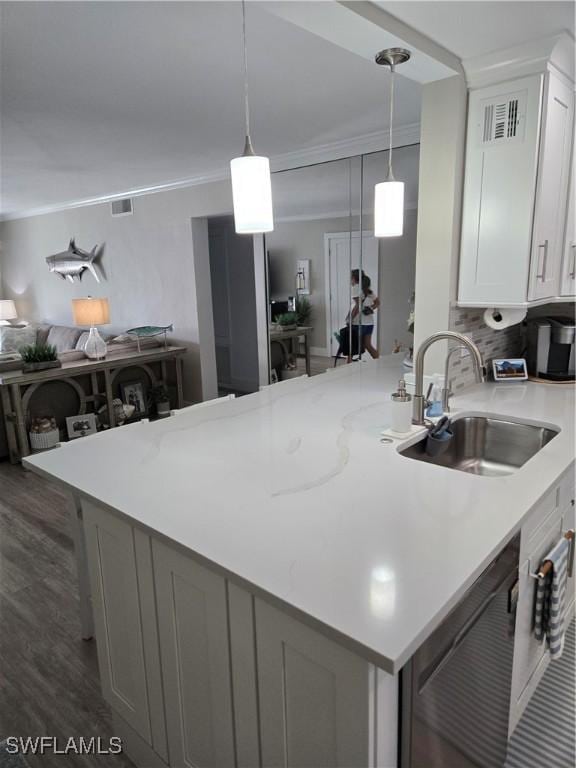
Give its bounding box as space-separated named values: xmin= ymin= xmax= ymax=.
xmin=231 ymin=153 xmax=273 ymax=234
xmin=374 ymin=180 xmax=404 ymax=237
xmin=374 ymin=48 xmax=410 ymax=238
xmin=231 ymin=0 xmax=274 ymax=234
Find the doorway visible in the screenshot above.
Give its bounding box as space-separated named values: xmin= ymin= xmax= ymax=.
xmin=207 ymin=216 xmax=261 ymax=395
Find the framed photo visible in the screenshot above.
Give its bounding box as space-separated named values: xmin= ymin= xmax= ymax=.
xmin=492 ymin=358 xmax=528 ymax=382
xmin=66 ymin=413 xmax=98 ymax=439
xmin=121 ymin=380 xmax=147 ymax=416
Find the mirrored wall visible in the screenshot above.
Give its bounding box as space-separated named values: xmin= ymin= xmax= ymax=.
xmin=265 ymin=143 xmax=419 ymax=382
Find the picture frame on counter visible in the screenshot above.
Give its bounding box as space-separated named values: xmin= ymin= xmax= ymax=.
xmin=66 ymin=413 xmax=98 ymax=439
xmin=492 ymin=358 xmax=528 ymax=382
xmin=121 ymin=380 xmax=147 ymax=416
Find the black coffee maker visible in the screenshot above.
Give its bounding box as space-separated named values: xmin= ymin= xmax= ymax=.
xmin=527 ymin=317 xmax=575 ymax=381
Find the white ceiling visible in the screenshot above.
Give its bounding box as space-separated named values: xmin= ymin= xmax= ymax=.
xmin=376 ymin=1 xmax=574 ymax=60
xmin=1 ymin=1 xmax=573 ymax=218
xmin=0 ymin=1 xmax=421 ymax=217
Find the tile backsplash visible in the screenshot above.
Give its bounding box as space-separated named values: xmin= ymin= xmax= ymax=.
xmin=448 ymin=305 xmax=523 ymax=391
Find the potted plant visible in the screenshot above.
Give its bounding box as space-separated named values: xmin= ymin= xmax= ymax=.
xmin=295 ymin=297 xmax=312 ymax=327
xmin=149 ymin=384 xmax=171 ymax=417
xmin=19 ymin=343 xmax=61 ymax=373
xmin=276 ymin=312 xmax=298 ymax=331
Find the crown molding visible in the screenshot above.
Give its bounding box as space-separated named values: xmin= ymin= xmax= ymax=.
xmin=463 ymin=32 xmax=575 ymax=89
xmin=0 ymin=124 xmax=420 ymax=223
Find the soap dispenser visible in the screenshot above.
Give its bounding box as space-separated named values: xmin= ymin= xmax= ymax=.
xmin=390 ymin=378 xmax=412 ymax=433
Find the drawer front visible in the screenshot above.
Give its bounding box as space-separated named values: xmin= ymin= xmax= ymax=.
xmin=559 ymin=465 xmax=576 ymax=513
xmin=521 ymin=485 xmax=561 ymax=563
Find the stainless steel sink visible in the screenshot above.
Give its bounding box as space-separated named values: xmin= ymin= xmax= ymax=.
xmin=399 ymin=416 xmax=559 ymax=477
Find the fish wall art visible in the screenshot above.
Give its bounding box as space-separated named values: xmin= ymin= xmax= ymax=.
xmin=46 ymin=239 xmax=104 ymax=283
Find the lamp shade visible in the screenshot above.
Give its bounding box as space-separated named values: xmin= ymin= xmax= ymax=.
xmin=230 ymin=154 xmax=274 ymax=234
xmin=72 ymin=297 xmax=110 ymax=326
xmin=0 ymin=300 xmax=17 ymax=321
xmin=374 ymin=181 xmax=404 ymax=237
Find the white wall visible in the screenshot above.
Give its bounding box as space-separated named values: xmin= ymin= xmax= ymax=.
xmin=413 ymin=75 xmax=467 ymax=373
xmin=0 ymin=180 xmax=234 ymax=403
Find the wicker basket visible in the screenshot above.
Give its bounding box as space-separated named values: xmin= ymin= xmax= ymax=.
xmin=29 ymin=428 xmax=60 ymax=452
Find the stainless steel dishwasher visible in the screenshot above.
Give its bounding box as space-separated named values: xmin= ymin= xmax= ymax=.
xmin=401 ymin=535 xmax=520 ymax=768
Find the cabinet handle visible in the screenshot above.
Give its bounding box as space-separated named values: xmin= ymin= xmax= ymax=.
xmin=537 ymin=240 xmax=549 ymax=281
xmin=568 ymin=528 xmax=575 ymax=579
xmin=570 ymin=244 xmax=576 ymax=280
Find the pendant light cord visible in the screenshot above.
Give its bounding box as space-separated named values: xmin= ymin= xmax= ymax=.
xmin=387 ymin=63 xmax=395 ymax=180
xmin=241 ymin=0 xmax=252 ymax=144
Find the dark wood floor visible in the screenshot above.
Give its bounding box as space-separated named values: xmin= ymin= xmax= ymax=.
xmin=0 ymin=461 xmax=134 ymax=767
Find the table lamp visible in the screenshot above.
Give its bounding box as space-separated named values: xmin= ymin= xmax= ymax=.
xmin=72 ymin=297 xmax=110 ymax=359
xmin=0 ymin=300 xmax=17 ymax=326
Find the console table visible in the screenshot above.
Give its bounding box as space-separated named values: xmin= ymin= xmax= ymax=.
xmin=0 ymin=346 xmax=186 ymax=463
xmin=269 ymin=326 xmax=312 ymax=376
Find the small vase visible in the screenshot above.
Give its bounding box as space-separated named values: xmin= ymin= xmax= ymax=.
xmin=84 ymin=326 xmax=107 ymax=359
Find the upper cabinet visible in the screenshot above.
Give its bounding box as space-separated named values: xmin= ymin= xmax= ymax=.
xmin=458 ymin=68 xmax=574 ymax=307
xmin=560 ymin=149 xmax=575 ymax=296
xmin=528 ymin=74 xmax=574 ymax=301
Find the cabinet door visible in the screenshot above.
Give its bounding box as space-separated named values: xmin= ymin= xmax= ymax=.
xmin=255 ymin=599 xmax=370 ymax=768
xmin=510 ymin=511 xmax=563 ymax=733
xmin=152 ymin=540 xmax=235 ymax=768
xmin=83 ymin=502 xmax=153 ymax=742
xmin=529 ymin=73 xmax=575 ymax=300
xmin=562 ymin=498 xmax=575 ymax=614
xmin=458 ymin=75 xmax=543 ymax=306
xmin=561 ymin=150 xmax=576 ymax=296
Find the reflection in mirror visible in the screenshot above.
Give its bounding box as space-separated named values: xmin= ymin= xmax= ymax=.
xmin=266 ymin=157 xmax=361 ymax=381
xmin=363 ymin=144 xmax=420 ymax=369
xmin=265 ymin=143 xmax=419 ymax=384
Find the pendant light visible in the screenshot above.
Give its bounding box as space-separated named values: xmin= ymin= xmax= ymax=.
xmin=230 ymin=0 xmax=273 ymax=234
xmin=374 ymin=48 xmax=411 ymax=237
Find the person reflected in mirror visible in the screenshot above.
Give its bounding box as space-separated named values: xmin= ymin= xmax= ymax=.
xmin=348 ymin=269 xmax=380 ymax=360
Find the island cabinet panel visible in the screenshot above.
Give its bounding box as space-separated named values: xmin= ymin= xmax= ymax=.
xmin=82 ymin=502 xmax=156 ymax=747
xmin=510 ymin=467 xmax=575 ymax=735
xmin=255 ymin=599 xmax=371 ymax=768
xmin=152 ymin=540 xmax=235 ymax=768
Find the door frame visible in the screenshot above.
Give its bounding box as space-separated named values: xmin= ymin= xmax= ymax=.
xmin=324 ymin=230 xmax=378 ymax=359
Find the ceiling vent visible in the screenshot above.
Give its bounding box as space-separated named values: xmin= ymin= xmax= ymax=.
xmin=480 ymin=91 xmax=525 ymax=145
xmin=110 ymin=198 xmax=133 ymax=217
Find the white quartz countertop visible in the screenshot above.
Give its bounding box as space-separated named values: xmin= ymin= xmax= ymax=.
xmin=24 ymin=357 xmax=575 ymax=673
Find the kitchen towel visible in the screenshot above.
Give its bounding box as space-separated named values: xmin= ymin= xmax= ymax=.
xmin=533 ymin=536 xmax=570 ymax=659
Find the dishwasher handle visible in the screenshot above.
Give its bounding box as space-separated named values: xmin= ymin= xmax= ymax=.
xmin=418 ymin=574 xmax=515 ymax=696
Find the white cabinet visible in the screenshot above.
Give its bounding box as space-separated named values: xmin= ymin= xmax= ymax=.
xmin=152 ymin=540 xmax=235 ymax=768
xmin=82 ymin=501 xmax=167 ymax=761
xmin=509 ymin=468 xmax=576 ymax=735
xmin=458 ymin=70 xmax=574 ymax=307
xmin=255 ymin=600 xmax=374 ymax=768
xmin=528 ymin=74 xmax=575 ymax=300
xmin=560 ymin=152 xmax=576 ymax=296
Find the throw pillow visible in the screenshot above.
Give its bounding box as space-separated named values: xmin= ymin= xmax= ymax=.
xmin=0 ymin=325 xmax=37 ymax=354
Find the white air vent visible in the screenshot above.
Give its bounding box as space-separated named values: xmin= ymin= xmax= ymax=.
xmin=479 ymin=90 xmax=526 ymax=146
xmin=110 ymin=198 xmax=133 ymax=216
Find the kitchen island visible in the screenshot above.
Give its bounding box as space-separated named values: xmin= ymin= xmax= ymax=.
xmin=24 ymin=356 xmax=575 ymax=768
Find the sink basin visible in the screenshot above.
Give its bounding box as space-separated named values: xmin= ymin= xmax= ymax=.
xmin=399 ymin=416 xmax=558 ymax=477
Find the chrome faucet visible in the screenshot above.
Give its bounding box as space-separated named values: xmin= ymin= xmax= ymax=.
xmin=412 ymin=331 xmax=485 ymax=425
xmin=442 ymin=345 xmax=468 ymax=413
